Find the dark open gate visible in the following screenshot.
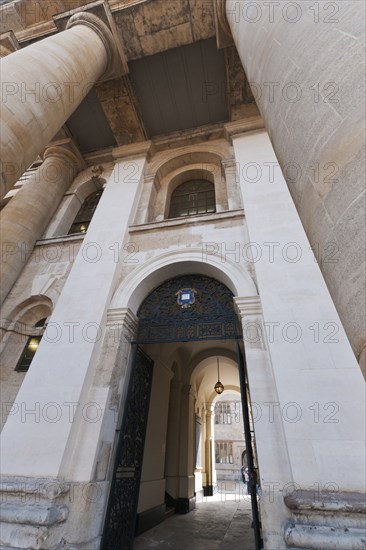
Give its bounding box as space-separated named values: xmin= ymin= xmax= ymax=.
xmin=237 ymin=342 xmax=263 ymax=550
xmin=101 ymin=345 xmax=154 ymax=550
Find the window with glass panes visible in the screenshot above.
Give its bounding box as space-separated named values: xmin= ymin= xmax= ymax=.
xmin=16 ymin=318 xmax=47 ymax=372
xmin=215 ymin=441 xmax=234 ymax=464
xmin=215 ymin=402 xmax=233 ymax=424
xmin=168 ymin=180 xmax=216 ymax=218
xmin=68 ymin=189 xmax=103 ymax=235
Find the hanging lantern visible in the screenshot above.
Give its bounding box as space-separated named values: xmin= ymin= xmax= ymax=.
xmin=214 ymin=357 xmax=224 ymax=394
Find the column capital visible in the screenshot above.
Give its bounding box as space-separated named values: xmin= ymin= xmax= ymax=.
xmin=43 ymin=143 xmax=84 ymax=173
xmin=204 ymin=402 xmax=216 ymax=415
xmin=234 ymin=296 xmax=262 ymax=317
xmin=65 ymin=12 xmax=118 ymax=81
xmin=106 ymin=307 xmax=138 ymax=340
xmin=0 ymin=31 xmax=20 ymax=57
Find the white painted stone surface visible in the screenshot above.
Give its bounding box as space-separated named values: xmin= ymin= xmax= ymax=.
xmin=0 ymin=155 xmax=146 ymax=479
xmin=232 ymin=130 xmax=365 ymax=492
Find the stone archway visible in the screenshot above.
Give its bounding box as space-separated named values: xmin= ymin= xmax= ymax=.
xmin=103 ymin=262 xmax=261 ymax=549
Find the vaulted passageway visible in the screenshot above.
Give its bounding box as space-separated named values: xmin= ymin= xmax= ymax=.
xmin=102 ymin=273 xmax=262 ymax=549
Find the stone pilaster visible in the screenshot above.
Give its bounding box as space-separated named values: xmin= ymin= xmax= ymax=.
xmin=0 ymin=141 xmax=83 ymax=305
xmin=0 ymin=12 xmax=117 ymax=198
xmin=203 ymin=402 xmax=217 ymax=495
xmin=165 ymin=379 xmax=183 ymax=500
xmin=0 ymin=152 xmax=148 ymax=480
xmin=235 ymin=295 xmax=292 ymax=549
xmin=232 ymin=129 xmax=366 ymax=549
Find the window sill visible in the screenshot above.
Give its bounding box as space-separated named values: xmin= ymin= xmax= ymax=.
xmin=129 ymin=209 xmax=244 ymax=233
xmin=35 ymin=233 xmax=85 ymax=247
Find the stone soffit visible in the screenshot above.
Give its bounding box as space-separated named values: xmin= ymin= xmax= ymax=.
xmin=0 ymin=0 xmax=259 ymax=153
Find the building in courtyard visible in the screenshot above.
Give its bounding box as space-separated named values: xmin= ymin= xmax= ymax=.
xmin=0 ymin=1 xmax=365 ymax=549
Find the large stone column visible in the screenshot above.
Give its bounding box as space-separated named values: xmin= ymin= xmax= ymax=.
xmin=226 ymin=0 xmax=366 ymax=372
xmin=0 ymin=12 xmax=117 ymax=198
xmin=0 ymin=143 xmax=83 ymax=304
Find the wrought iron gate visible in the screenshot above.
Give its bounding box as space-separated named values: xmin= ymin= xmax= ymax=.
xmin=236 ymin=342 xmax=263 ymax=550
xmin=136 ymin=275 xmax=241 ymax=344
xmin=101 ymin=345 xmax=154 ymax=550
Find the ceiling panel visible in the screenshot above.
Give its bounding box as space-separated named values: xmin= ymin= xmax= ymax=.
xmin=66 ymin=89 xmax=117 ymax=154
xmin=129 ymin=38 xmax=229 ymax=137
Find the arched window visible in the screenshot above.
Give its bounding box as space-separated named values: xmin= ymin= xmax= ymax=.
xmin=168 ymin=180 xmax=216 ymax=219
xmin=68 ymin=189 xmax=103 ymax=235
xmin=16 ymin=318 xmax=47 ymax=372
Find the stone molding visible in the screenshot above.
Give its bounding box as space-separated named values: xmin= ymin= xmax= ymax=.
xmin=0 ymin=31 xmax=20 ymax=57
xmin=143 ymin=173 xmax=161 ymax=193
xmin=0 ymin=476 xmax=107 ymax=550
xmin=106 ymin=307 xmax=138 ymax=339
xmin=0 ymin=320 xmax=45 ymax=337
xmin=112 ymin=140 xmax=152 ymax=161
xmin=214 ymin=0 xmax=234 ymax=49
xmin=234 ymin=296 xmax=262 ymax=317
xmin=129 ymin=208 xmax=244 ymax=233
xmin=224 ymin=117 xmax=265 ymax=142
xmin=0 ymin=503 xmax=68 ymax=526
xmin=284 ymin=490 xmax=366 ymax=549
xmin=285 ymin=524 xmax=366 ymax=550
xmin=221 ymin=157 xmax=237 ymax=170
xmin=284 ymin=490 xmax=366 ymax=514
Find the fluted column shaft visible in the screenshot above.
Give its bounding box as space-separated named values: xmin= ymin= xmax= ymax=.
xmin=0 ymin=146 xmax=81 ymax=303
xmin=0 ymin=13 xmax=114 ymax=198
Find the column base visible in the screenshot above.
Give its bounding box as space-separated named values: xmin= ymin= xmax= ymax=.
xmin=135 ymin=504 xmax=166 ymax=535
xmin=284 ymin=491 xmax=366 ymax=550
xmin=203 ymin=484 xmax=218 ymax=496
xmin=0 ymin=476 xmax=108 ymax=549
xmin=177 ymin=496 xmax=196 ymax=514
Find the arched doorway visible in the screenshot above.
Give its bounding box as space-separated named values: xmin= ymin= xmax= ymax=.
xmin=102 ymin=274 xmax=262 ymax=549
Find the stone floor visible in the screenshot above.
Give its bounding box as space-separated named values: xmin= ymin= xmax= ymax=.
xmin=134 ymin=482 xmax=256 ymax=549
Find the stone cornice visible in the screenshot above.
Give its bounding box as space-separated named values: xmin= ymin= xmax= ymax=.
xmin=112 ymin=140 xmax=152 ymax=161
xmin=284 ymin=490 xmax=366 ymax=514
xmin=106 ymin=307 xmax=138 ymax=336
xmin=224 ymin=117 xmax=265 ymax=142
xmin=0 ymin=31 xmax=20 ymax=57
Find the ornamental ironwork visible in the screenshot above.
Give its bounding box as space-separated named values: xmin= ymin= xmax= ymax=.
xmin=101 ymin=346 xmax=154 ymax=550
xmin=136 ymin=275 xmax=241 ymax=343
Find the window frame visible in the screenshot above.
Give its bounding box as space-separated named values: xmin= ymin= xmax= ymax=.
xmin=15 ymin=318 xmax=47 ymax=372
xmin=168 ymin=179 xmax=216 ymax=219
xmin=68 ymin=189 xmax=104 ymax=235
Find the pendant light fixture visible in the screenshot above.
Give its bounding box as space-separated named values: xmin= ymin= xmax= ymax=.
xmin=214 ymin=357 xmax=224 ymax=394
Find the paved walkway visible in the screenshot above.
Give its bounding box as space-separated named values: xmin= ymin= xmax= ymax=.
xmin=134 ymin=483 xmax=256 ymax=550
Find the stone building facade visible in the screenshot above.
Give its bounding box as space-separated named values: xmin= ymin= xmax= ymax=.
xmin=0 ymin=1 xmax=365 ymax=549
